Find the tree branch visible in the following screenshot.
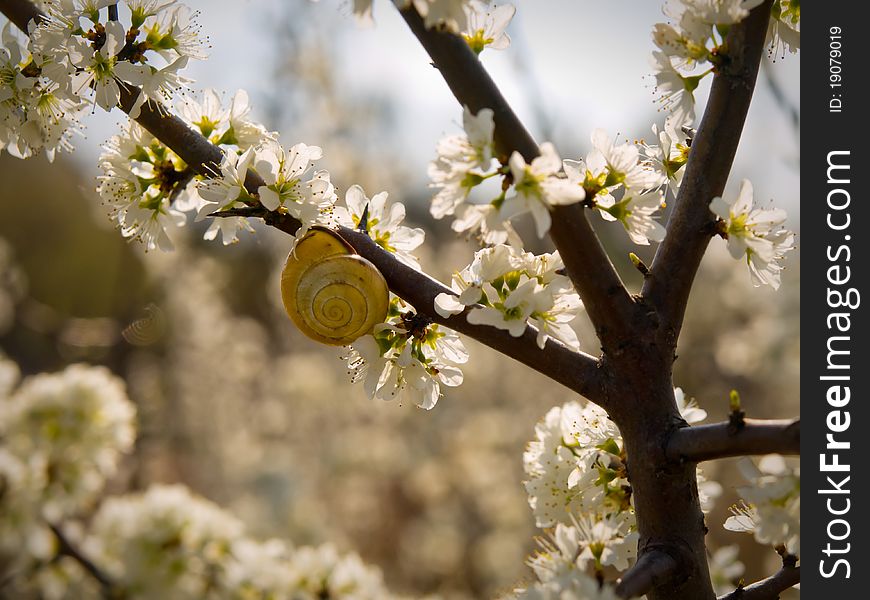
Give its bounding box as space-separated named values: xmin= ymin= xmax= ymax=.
xmin=398 ymin=6 xmax=638 ymax=349
xmin=0 ymin=0 xmax=606 ymax=404
xmin=269 ymin=215 xmax=605 ymax=402
xmin=666 ymin=418 xmax=799 ymax=462
xmin=718 ymin=562 xmax=799 ymax=599
xmin=0 ymin=0 xmax=40 ymax=30
xmin=49 ymin=523 xmax=115 ymax=599
xmin=615 ymin=549 xmax=679 ymax=598
xmin=640 ymin=1 xmax=773 ymax=343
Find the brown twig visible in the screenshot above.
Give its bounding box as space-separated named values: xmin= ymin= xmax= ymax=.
xmin=641 ymin=1 xmax=775 ymax=344
xmin=666 ymin=418 xmax=800 ymax=462
xmin=718 ymin=560 xmax=799 ymax=599
xmin=0 ymin=0 xmax=41 ymax=30
xmin=49 ymin=523 xmax=116 ymax=599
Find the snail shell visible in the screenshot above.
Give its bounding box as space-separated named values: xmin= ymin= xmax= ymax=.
xmin=281 ymin=228 xmax=390 ymax=346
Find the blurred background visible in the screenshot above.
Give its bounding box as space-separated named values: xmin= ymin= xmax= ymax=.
xmin=0 ymin=0 xmax=799 ymax=597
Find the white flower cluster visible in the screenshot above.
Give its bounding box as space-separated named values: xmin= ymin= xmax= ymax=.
xmin=334 ymin=184 xmax=425 ymax=269
xmin=637 ymin=121 xmax=693 ymax=198
xmin=650 ymin=0 xmax=800 ymax=127
xmin=428 ymin=106 xmax=501 ymax=241
xmin=0 ymin=22 xmax=85 ymax=160
xmin=284 ymin=543 xmax=398 ymax=600
xmin=430 ymin=113 xmax=671 ymax=246
xmin=0 ymin=361 xmax=136 ymax=562
xmin=429 ymin=108 xmax=587 ymax=243
xmin=725 ymin=454 xmax=800 ymax=557
xmin=97 ymin=88 xmax=268 ymax=250
xmin=338 ymin=0 xmax=515 ymax=42
xmin=515 ymin=400 xmax=632 ymax=597
xmin=0 ymin=356 xmax=402 ymax=598
xmin=710 ymin=178 xmax=795 ymax=289
xmin=522 ymin=401 xmax=628 ymax=529
xmin=97 ymin=87 xmax=339 ymax=251
xmin=564 ymin=129 xmax=668 ymax=245
xmin=516 ymin=389 xmax=719 ymax=596
xmin=434 ymin=244 xmax=583 ymax=351
xmin=0 ymin=0 xmax=207 ymax=160
xmin=80 ymin=484 xmax=399 ymax=599
xmin=197 ymin=138 xmax=335 ymax=244
xmin=331 ymin=184 xmax=464 ymax=411
xmin=344 ymin=295 xmax=468 ymax=410
xmin=86 ymin=484 xmax=246 ymax=597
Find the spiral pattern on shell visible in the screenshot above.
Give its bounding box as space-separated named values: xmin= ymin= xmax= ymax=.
xmin=281 ymin=229 xmax=390 ymax=346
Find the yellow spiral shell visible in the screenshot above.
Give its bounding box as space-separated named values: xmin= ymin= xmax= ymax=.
xmin=281 ymin=228 xmax=390 ymax=346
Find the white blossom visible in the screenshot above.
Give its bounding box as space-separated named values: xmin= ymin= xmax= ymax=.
xmin=638 ymin=121 xmax=692 ymax=197
xmin=141 ymin=3 xmax=209 ymax=61
xmin=435 ymin=245 xmax=583 ymax=350
xmin=502 ymin=143 xmax=586 ymax=237
xmin=86 ymin=484 xmax=245 ymax=597
xmin=450 ymin=202 xmax=519 ymax=246
xmin=335 ymin=184 xmax=424 ymax=269
xmin=0 ymin=364 xmax=136 ymax=520
xmin=428 ymin=106 xmax=495 ymax=219
xmin=462 ymin=2 xmax=515 ymax=54
xmin=649 ymin=50 xmax=700 ymax=126
xmin=766 ymin=0 xmax=800 ymax=58
xmin=726 ymin=455 xmax=800 ymax=556
xmin=600 ymin=189 xmax=667 ymax=246
xmin=344 ymin=298 xmax=468 ymax=410
xmin=710 ymin=179 xmax=795 ymax=289
xmin=196 ymin=147 xmax=257 ymax=244
xmin=573 ymin=512 xmax=638 ymax=571
xmin=523 ymin=401 xmax=630 ymax=528
xmin=254 ymin=140 xmax=336 ymax=241
xmin=708 ymin=545 xmax=745 ymax=596
xmin=589 ymin=128 xmax=664 ymax=192
xmin=675 ymin=386 xmax=707 ymax=424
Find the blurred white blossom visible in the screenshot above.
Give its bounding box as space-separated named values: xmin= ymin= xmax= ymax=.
xmin=708 ymin=544 xmax=745 ymax=596
xmin=0 ymin=363 xmax=136 ymax=520
xmin=725 ymin=454 xmax=800 ymax=556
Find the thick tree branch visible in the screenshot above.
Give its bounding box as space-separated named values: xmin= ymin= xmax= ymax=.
xmin=666 ymin=418 xmax=799 ymax=462
xmin=0 ymin=0 xmax=39 ymax=30
xmin=641 ymin=1 xmax=773 ymax=343
xmin=398 ymin=6 xmax=637 ymax=349
xmin=0 ymin=0 xmax=605 ymax=404
xmin=717 ymin=563 xmax=800 ymax=599
xmin=615 ymin=549 xmax=679 ymax=598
